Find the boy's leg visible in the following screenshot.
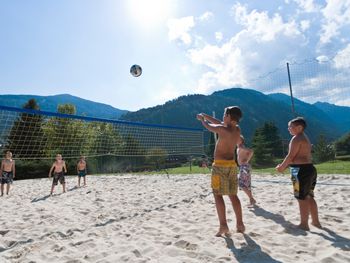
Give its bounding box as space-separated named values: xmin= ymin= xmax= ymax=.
xmin=78 ymin=176 xmax=81 ymax=187
xmin=0 ymin=184 xmax=4 ymax=196
xmin=63 ymin=183 xmax=66 ymax=193
xmin=213 ymin=194 xmax=229 ymax=236
xmin=50 ymin=184 xmax=55 ymax=195
xmin=307 ymin=196 xmax=321 ymax=228
xmin=6 ymin=183 xmax=10 ymax=195
xmin=297 ymin=199 xmax=310 ymax=230
xmin=83 ymin=176 xmax=86 ymax=186
xmin=242 ymin=188 xmax=256 ymax=205
xmin=228 ymin=194 xmax=245 ymax=233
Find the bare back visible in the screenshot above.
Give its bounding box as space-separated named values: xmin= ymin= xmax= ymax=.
xmin=290 ymin=133 xmax=312 ymax=164
xmin=237 ymin=146 xmax=253 ymax=165
xmin=214 ymin=125 xmax=240 ymax=160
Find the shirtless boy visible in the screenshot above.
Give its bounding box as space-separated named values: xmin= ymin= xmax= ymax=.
xmin=49 ymin=154 xmax=67 ymax=195
xmin=237 ymin=136 xmax=256 ymax=206
xmin=276 ymin=117 xmax=321 ymax=230
xmin=77 ymin=156 xmax=87 ymax=187
xmin=1 ymin=151 xmax=15 ymax=196
xmin=197 ymin=106 xmax=245 ymax=236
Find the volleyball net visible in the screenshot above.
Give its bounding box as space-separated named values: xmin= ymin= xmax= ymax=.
xmin=0 ymin=105 xmax=205 ymax=177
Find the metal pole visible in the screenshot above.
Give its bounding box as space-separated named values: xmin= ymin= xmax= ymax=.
xmin=286 ymin=62 xmax=296 ymax=115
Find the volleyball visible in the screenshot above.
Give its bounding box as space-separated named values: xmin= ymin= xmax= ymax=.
xmin=130 ymin=64 xmax=142 ymax=77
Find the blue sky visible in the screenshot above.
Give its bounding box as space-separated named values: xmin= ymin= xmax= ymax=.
xmin=1 ymin=0 xmax=350 ymax=111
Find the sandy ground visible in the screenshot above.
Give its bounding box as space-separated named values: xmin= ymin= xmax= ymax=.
xmin=0 ymin=174 xmax=349 ymax=263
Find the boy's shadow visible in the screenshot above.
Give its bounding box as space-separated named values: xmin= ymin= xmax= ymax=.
xmin=31 ymin=194 xmax=51 ymax=203
xmin=311 ymin=227 xmax=350 ymax=251
xmin=250 ymin=205 xmax=307 ymax=236
xmin=224 ymin=234 xmax=282 ymax=263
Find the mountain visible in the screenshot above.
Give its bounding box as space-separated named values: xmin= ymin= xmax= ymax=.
xmin=121 ymin=88 xmax=350 ymax=143
xmin=0 ymin=94 xmax=127 ymax=119
xmin=313 ymin=102 xmax=350 ymax=134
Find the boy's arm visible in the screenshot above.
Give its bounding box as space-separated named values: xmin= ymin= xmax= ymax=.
xmin=48 ymin=164 xmax=54 ymax=177
xmin=63 ymin=161 xmax=67 ymax=174
xmin=12 ymin=160 xmax=15 ymax=178
xmin=276 ymin=138 xmax=300 ymax=172
xmin=201 ymin=113 xmax=222 ymax=124
xmin=197 ymin=114 xmax=223 ymax=133
xmin=247 ymin=149 xmax=254 ymax=163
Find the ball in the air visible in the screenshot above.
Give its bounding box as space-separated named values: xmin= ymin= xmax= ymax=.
xmin=130 ymin=64 xmax=142 ymax=77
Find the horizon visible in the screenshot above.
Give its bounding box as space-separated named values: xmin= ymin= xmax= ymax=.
xmin=1 ymin=0 xmax=350 ymax=111
xmin=0 ymin=87 xmax=347 ymax=113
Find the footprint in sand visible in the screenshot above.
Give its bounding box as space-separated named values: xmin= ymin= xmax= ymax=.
xmin=174 ymin=240 xmax=198 ymax=250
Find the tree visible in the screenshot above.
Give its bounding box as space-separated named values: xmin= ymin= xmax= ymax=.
xmin=7 ymin=99 xmax=46 ymax=158
xmin=334 ymin=133 xmax=350 ymax=157
xmin=146 ymin=148 xmax=168 ymax=170
xmin=251 ymin=122 xmax=283 ymax=167
xmin=313 ymin=134 xmax=335 ymax=163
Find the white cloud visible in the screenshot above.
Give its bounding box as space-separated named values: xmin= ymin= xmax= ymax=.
xmin=184 ymin=3 xmax=307 ymax=94
xmin=316 ymin=55 xmax=329 ymax=63
xmin=232 ymin=3 xmax=301 ymax=42
xmin=167 ymin=16 xmax=195 ymax=45
xmin=293 ymin=0 xmax=319 ymax=12
xmin=300 ymin=20 xmax=310 ymax=31
xmin=198 ymin=11 xmax=213 ymax=22
xmin=320 ymin=0 xmax=350 ymax=44
xmin=334 ymin=44 xmax=350 ymax=69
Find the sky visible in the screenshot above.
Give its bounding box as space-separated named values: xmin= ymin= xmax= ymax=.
xmin=1 ymin=0 xmax=350 ymax=111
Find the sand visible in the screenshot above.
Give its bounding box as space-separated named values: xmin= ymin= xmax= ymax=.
xmin=0 ymin=174 xmax=349 ymax=263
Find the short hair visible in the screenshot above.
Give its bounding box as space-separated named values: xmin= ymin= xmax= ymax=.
xmin=239 ymin=135 xmax=245 ymax=144
xmin=225 ymin=106 xmax=242 ymax=122
xmin=5 ymin=151 xmax=12 ymax=157
xmin=290 ymin=117 xmax=307 ymax=129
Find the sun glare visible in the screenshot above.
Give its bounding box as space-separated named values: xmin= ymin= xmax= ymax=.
xmin=127 ymin=0 xmax=173 ymax=29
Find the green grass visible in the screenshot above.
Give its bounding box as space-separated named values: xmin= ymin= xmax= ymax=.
xmin=253 ymin=160 xmax=350 ymax=175
xmin=163 ymin=160 xmax=350 ymax=175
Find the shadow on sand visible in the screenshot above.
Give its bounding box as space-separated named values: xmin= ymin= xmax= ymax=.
xmin=250 ymin=205 xmax=307 ymax=236
xmin=224 ymin=234 xmax=282 ymax=263
xmin=31 ymin=194 xmax=51 ymax=203
xmin=311 ymin=227 xmax=350 ymax=251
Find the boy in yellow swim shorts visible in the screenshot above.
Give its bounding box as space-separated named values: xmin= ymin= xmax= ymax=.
xmin=197 ymin=106 xmax=245 ymax=236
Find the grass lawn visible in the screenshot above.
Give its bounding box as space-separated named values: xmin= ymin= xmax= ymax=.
xmin=163 ymin=160 xmax=350 ymax=175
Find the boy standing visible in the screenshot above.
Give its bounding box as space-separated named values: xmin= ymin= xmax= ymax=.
xmin=237 ymin=136 xmax=256 ymax=206
xmin=0 ymin=151 xmax=15 ymax=196
xmin=276 ymin=117 xmax=321 ymax=230
xmin=77 ymin=156 xmax=87 ymax=187
xmin=49 ymin=154 xmax=67 ymax=195
xmin=197 ymin=106 xmax=245 ymax=236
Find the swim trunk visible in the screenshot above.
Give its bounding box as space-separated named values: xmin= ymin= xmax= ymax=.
xmin=239 ymin=164 xmax=252 ymax=190
xmin=52 ymin=171 xmax=65 ymax=185
xmin=1 ymin=171 xmax=13 ymax=184
xmin=211 ymin=160 xmax=238 ymax=195
xmin=78 ymin=170 xmax=86 ymax=177
xmin=290 ymin=164 xmax=317 ymax=200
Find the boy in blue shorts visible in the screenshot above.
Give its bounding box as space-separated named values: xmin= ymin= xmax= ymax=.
xmin=77 ymin=156 xmax=87 ymax=187
xmin=276 ymin=117 xmax=321 ymax=230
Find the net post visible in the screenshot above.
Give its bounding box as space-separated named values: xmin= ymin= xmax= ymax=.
xmin=286 ymin=62 xmax=296 ymax=115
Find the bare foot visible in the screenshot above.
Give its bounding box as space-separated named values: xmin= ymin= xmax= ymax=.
xmin=311 ymin=221 xmax=322 ymax=229
xmin=215 ymin=225 xmax=230 ymax=237
xmin=237 ymin=224 xmax=245 ymax=233
xmin=298 ymin=224 xmax=310 ymax=231
xmin=250 ymin=198 xmax=256 ymax=206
